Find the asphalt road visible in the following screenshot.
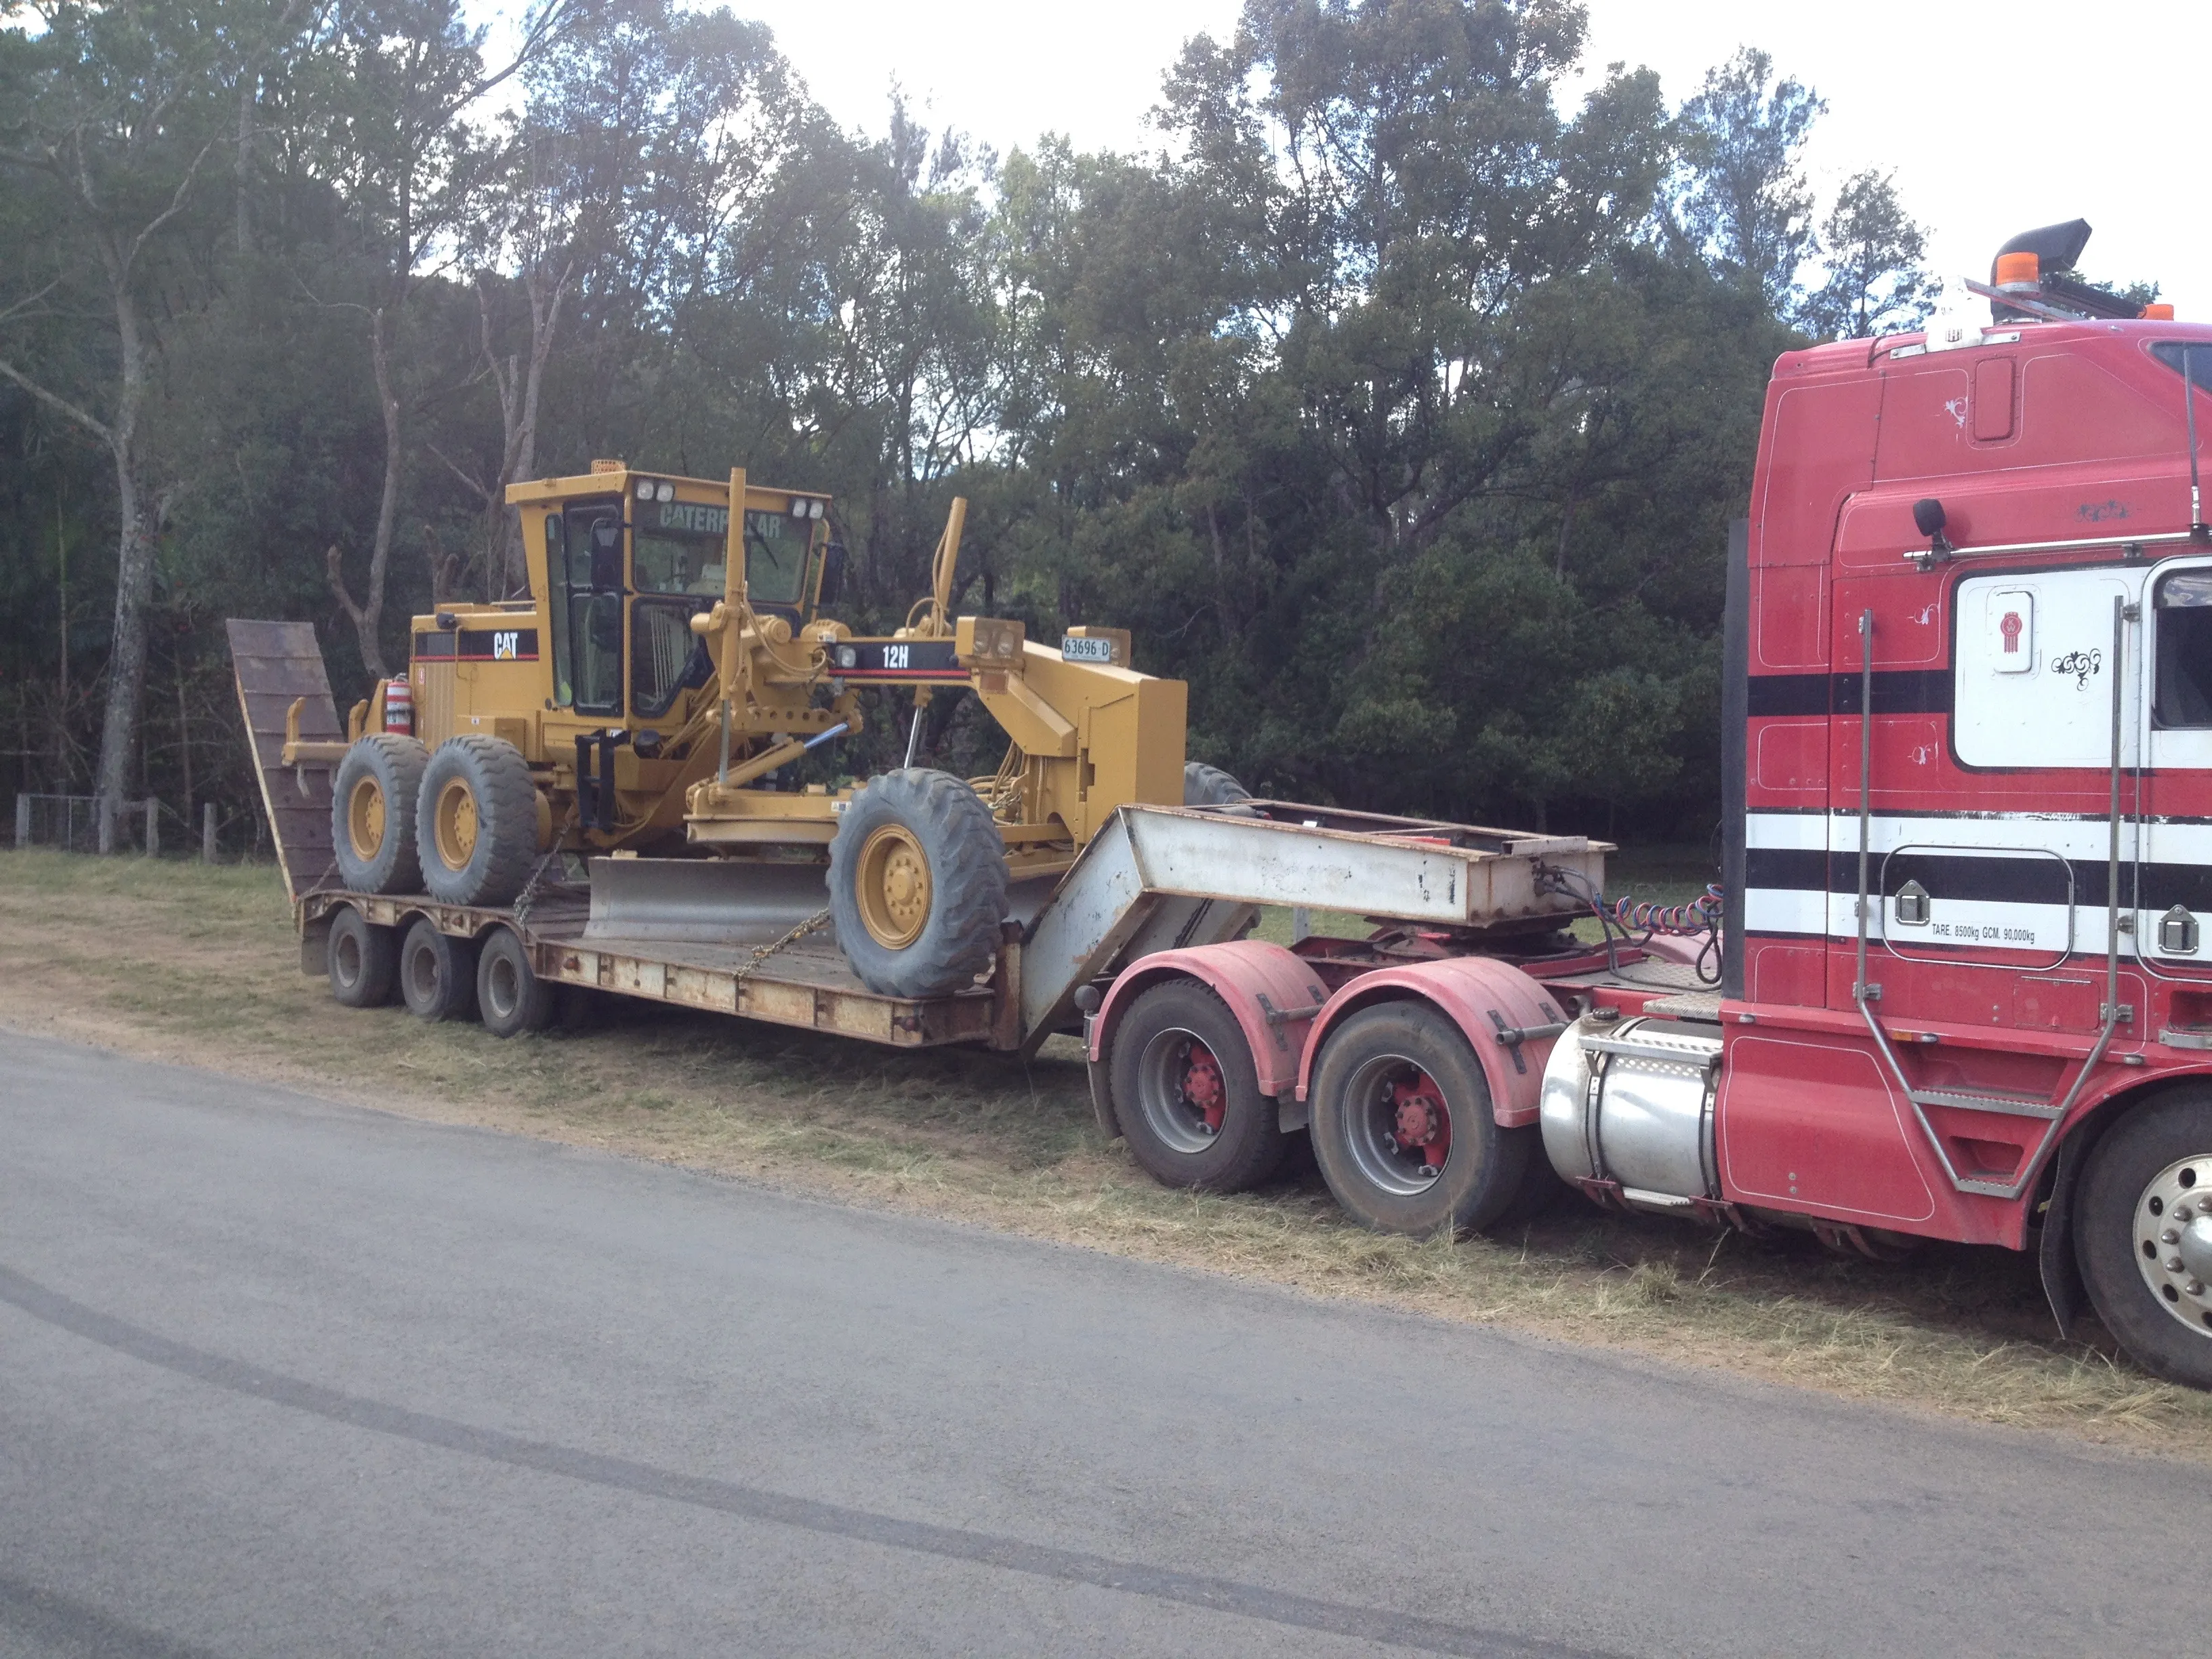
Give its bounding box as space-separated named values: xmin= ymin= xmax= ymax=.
xmin=0 ymin=1031 xmax=2185 ymax=1659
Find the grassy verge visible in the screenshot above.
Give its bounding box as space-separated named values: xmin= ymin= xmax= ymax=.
xmin=2 ymin=847 xmax=2205 ymax=1454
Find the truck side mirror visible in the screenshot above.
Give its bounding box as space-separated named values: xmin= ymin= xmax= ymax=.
xmin=589 ymin=518 xmax=624 ymax=590
xmin=1912 ymin=497 xmax=1953 ymax=560
xmin=818 ymin=541 xmax=846 ymax=608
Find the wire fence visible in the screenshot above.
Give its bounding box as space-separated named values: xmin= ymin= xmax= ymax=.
xmin=12 ymin=793 xmax=268 ymax=862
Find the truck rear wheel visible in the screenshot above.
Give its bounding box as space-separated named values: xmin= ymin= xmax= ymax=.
xmin=828 ymin=768 xmax=1008 ymax=998
xmin=398 ymin=918 xmax=478 ymax=1022
xmin=331 ymin=735 xmax=428 ymax=894
xmin=476 ymin=925 xmax=556 ymax=1038
xmin=417 ymin=735 xmax=539 ymax=907
xmin=2076 ymin=1090 xmax=2212 ymax=1387
xmin=1309 ymin=1001 xmax=1531 ymax=1237
xmin=327 ymin=905 xmax=397 ymax=1008
xmin=1109 ymin=979 xmax=1286 ymax=1192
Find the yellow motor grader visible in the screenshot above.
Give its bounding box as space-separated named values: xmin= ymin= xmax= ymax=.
xmin=319 ymin=461 xmax=1233 ymax=996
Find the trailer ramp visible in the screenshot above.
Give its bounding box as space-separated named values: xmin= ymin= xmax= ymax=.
xmin=226 ymin=619 xmax=346 ymax=901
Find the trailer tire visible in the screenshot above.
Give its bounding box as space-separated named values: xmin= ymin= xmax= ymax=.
xmin=476 ymin=925 xmax=555 ymax=1038
xmin=417 ymin=735 xmax=539 ymax=907
xmin=332 ymin=735 xmax=429 ymax=895
xmin=1109 ymin=979 xmax=1286 ymax=1192
xmin=398 ymin=917 xmax=478 ymax=1023
xmin=327 ymin=905 xmax=398 ymax=1008
xmin=828 ymin=768 xmax=1008 ymax=998
xmin=2076 ymin=1089 xmax=2212 ymax=1387
xmin=1183 ymin=762 xmax=1251 ymax=807
xmin=1309 ymin=1001 xmax=1532 ymax=1237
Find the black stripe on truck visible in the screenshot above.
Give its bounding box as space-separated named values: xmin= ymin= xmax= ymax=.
xmin=1746 ymin=846 xmax=2212 ymax=914
xmin=414 ymin=629 xmax=539 ymax=663
xmin=1745 ymin=670 xmax=1954 ymax=718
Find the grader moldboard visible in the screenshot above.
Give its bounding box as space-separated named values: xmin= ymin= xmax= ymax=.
xmin=304 ymin=461 xmax=1212 ymax=1000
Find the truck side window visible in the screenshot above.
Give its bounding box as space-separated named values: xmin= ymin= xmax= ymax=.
xmin=2155 ymin=570 xmax=2212 ymax=728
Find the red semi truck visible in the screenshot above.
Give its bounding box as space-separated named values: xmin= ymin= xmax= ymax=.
xmin=1081 ymin=222 xmax=2212 ymax=1388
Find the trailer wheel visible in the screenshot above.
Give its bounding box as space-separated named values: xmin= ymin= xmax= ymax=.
xmin=1182 ymin=762 xmax=1252 ymax=807
xmin=2076 ymin=1090 xmax=2212 ymax=1387
xmin=398 ymin=918 xmax=479 ymax=1023
xmin=828 ymin=768 xmax=1008 ymax=998
xmin=417 ymin=735 xmax=539 ymax=907
xmin=331 ymin=735 xmax=428 ymax=894
xmin=327 ymin=905 xmax=397 ymax=1008
xmin=1109 ymin=979 xmax=1286 ymax=1192
xmin=1309 ymin=1001 xmax=1531 ymax=1237
xmin=476 ymin=926 xmax=555 ymax=1038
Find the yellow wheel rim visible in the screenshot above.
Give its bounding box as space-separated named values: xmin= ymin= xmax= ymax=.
xmin=346 ymin=775 xmax=386 ymax=863
xmin=433 ymin=777 xmax=480 ymax=871
xmin=856 ymin=824 xmax=932 ymax=949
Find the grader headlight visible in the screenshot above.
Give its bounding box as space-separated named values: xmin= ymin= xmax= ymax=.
xmin=956 ymin=617 xmax=1026 ymax=668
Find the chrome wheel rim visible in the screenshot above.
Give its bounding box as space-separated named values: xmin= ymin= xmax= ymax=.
xmin=1134 ymin=1025 xmax=1225 ymax=1156
xmin=1341 ymin=1052 xmax=1452 ymax=1197
xmin=2134 ymin=1154 xmax=2212 ymax=1337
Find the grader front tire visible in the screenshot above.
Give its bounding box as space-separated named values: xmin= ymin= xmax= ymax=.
xmin=331 ymin=735 xmax=428 ymax=894
xmin=417 ymin=735 xmax=539 ymax=907
xmin=828 ymin=769 xmax=1008 ymax=999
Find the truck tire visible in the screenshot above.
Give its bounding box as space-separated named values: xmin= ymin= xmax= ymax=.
xmin=1183 ymin=762 xmax=1251 ymax=806
xmin=398 ymin=917 xmax=478 ymax=1022
xmin=417 ymin=735 xmax=539 ymax=907
xmin=327 ymin=905 xmax=398 ymax=1008
xmin=332 ymin=735 xmax=428 ymax=894
xmin=476 ymin=924 xmax=556 ymax=1038
xmin=2076 ymin=1090 xmax=2212 ymax=1387
xmin=1308 ymin=1000 xmax=1532 ymax=1237
xmin=828 ymin=768 xmax=1008 ymax=998
xmin=1109 ymin=978 xmax=1286 ymax=1192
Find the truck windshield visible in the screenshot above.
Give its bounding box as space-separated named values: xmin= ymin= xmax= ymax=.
xmin=742 ymin=510 xmax=811 ymax=607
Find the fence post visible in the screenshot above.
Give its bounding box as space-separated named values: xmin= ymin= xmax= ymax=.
xmin=144 ymin=796 xmax=159 ymax=857
xmin=203 ymin=801 xmax=218 ymax=864
xmin=13 ymin=794 xmax=26 ymax=850
xmin=97 ymin=794 xmax=114 ymax=855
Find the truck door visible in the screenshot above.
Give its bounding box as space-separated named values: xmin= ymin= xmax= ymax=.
xmin=2136 ymin=560 xmax=2212 ymax=1003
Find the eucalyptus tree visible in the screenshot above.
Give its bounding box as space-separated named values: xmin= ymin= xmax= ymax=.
xmin=0 ymin=0 xmax=243 ymax=804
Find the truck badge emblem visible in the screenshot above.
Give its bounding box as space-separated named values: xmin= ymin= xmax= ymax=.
xmin=2000 ymin=612 xmax=2022 ymax=653
xmin=493 ymin=631 xmax=518 ymax=659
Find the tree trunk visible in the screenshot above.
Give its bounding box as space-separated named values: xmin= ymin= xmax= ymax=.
xmin=329 ymin=307 xmax=400 ymax=678
xmin=94 ymin=281 xmax=153 ymax=806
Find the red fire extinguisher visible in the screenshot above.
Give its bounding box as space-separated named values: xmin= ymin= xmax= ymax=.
xmin=383 ymin=676 xmax=413 ymax=735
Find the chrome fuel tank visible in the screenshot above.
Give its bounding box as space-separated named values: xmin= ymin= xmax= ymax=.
xmin=1539 ymin=1015 xmax=1723 ymax=1216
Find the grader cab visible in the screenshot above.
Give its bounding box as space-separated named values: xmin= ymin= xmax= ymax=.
xmin=316 ymin=460 xmax=1204 ymax=998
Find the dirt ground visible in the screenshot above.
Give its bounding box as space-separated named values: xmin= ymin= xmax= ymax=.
xmin=5 ymin=847 xmax=2208 ymax=1457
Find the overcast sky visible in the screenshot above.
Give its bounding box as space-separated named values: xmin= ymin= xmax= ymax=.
xmin=651 ymin=0 xmax=2211 ymax=319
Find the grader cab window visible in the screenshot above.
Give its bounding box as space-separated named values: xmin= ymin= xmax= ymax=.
xmin=2155 ymin=569 xmax=2212 ymax=728
xmin=743 ymin=509 xmax=811 ymax=609
xmin=562 ymin=505 xmax=625 ymax=717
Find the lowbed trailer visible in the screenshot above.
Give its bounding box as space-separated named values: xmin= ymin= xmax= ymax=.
xmin=228 ymin=224 xmax=2212 ymax=1393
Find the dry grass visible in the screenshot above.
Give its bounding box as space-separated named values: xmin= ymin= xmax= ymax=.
xmin=3 ymin=847 xmax=2208 ymax=1455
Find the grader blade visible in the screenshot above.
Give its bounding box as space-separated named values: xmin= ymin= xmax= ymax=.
xmin=582 ymin=857 xmax=828 ymax=946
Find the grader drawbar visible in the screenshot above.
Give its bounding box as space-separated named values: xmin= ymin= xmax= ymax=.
xmin=229 ymin=610 xmax=1612 ymax=1055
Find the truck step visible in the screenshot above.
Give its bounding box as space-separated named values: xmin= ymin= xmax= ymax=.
xmin=1908 ymin=1087 xmax=2064 ymax=1121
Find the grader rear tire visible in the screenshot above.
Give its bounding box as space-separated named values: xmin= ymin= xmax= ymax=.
xmin=1183 ymin=762 xmax=1252 ymax=807
xmin=828 ymin=769 xmax=1008 ymax=998
xmin=417 ymin=735 xmax=539 ymax=907
xmin=331 ymin=735 xmax=428 ymax=894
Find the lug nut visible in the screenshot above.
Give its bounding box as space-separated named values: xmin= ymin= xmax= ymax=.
xmin=2164 ymin=1228 xmax=2182 ymax=1245
xmin=2169 ymin=1256 xmax=2187 ymax=1273
xmin=2191 ymin=1282 xmax=2207 ymax=1297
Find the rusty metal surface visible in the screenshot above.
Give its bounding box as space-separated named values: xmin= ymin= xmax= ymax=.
xmin=227 ymin=619 xmax=344 ymax=902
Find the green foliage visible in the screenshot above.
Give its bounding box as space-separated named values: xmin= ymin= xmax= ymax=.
xmin=0 ymin=0 xmax=1938 ymax=846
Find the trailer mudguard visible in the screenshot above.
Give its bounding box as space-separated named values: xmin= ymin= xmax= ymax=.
xmin=1086 ymin=941 xmax=1330 ymax=1122
xmin=1295 ymin=958 xmax=1569 ymax=1128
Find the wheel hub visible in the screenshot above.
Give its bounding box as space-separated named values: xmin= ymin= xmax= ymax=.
xmin=1183 ymin=1045 xmax=1225 ymax=1133
xmin=347 ymin=776 xmax=386 ymax=861
xmin=1383 ymin=1073 xmax=1451 ymax=1174
xmin=434 ymin=777 xmax=479 ymax=869
xmin=2133 ymin=1156 xmax=2212 ymax=1334
xmin=856 ymin=825 xmax=933 ymax=949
